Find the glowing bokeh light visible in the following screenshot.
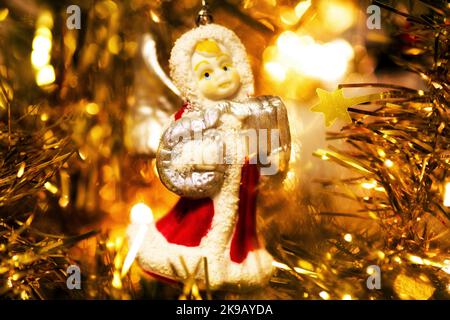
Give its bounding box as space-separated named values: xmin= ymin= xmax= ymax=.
xmin=31 ymin=50 xmax=50 ymax=69
xmin=444 ymin=182 xmax=450 ymax=207
xmin=264 ymin=62 xmax=287 ymax=82
xmin=36 ymin=65 xmax=55 ymax=86
xmin=265 ymin=31 xmax=354 ymax=83
xmin=321 ymin=1 xmax=354 ymax=33
xmin=32 ymin=12 xmax=55 ymax=87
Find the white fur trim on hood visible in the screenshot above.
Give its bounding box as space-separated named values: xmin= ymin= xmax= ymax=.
xmin=169 ymin=23 xmax=254 ymax=109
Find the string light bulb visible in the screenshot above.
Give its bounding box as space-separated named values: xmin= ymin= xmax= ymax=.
xmin=121 ymin=203 xmax=153 ymax=277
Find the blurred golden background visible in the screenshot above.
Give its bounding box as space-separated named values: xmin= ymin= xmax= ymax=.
xmin=0 ymin=0 xmax=448 ymax=300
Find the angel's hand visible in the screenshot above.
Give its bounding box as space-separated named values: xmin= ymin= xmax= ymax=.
xmin=204 ymin=101 xmax=252 ymax=126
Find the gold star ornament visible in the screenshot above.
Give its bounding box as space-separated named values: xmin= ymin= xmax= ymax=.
xmin=311 ymin=88 xmax=382 ymax=127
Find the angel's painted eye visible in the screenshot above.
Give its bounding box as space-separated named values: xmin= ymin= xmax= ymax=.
xmin=204 ymin=72 xmax=211 ymax=79
xmin=223 ymin=66 xmax=228 ymax=71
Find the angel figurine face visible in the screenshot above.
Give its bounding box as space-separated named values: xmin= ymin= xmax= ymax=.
xmin=191 ymin=39 xmax=241 ymax=100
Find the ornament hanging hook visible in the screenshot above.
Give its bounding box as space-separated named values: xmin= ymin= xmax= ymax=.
xmin=196 ymin=0 xmax=213 ymax=26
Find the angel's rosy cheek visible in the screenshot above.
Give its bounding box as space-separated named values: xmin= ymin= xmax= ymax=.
xmin=199 ymin=79 xmax=216 ymax=94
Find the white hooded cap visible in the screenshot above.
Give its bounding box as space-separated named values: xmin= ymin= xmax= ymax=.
xmin=169 ymin=23 xmax=254 ymax=109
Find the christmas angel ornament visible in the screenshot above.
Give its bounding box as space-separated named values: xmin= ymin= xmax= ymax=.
xmin=128 ymin=9 xmax=291 ymax=290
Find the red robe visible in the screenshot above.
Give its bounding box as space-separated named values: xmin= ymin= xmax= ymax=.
xmin=155 ymin=104 xmax=260 ymax=264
